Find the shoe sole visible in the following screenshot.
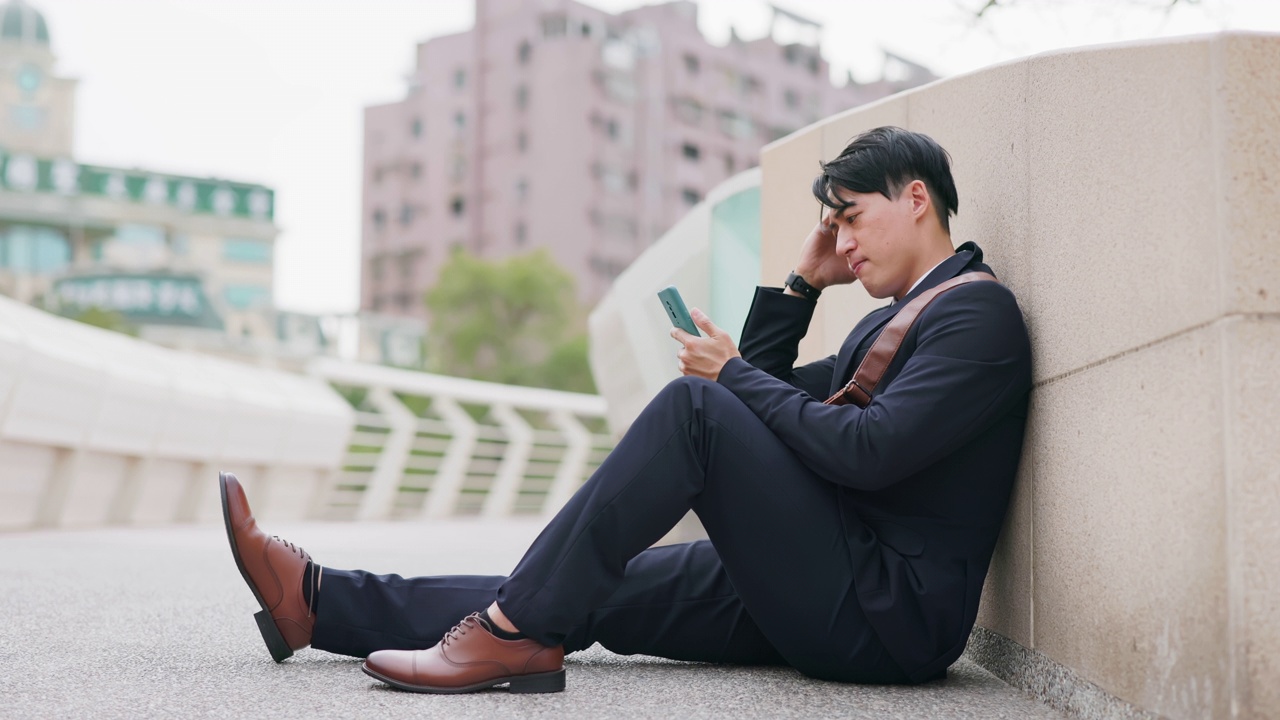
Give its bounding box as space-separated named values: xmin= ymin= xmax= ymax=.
xmin=362 ymin=664 xmax=566 ymax=694
xmin=219 ymin=471 xmax=294 ymax=663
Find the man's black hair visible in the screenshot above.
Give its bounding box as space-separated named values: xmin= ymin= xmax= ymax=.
xmin=812 ymin=126 xmax=959 ymax=233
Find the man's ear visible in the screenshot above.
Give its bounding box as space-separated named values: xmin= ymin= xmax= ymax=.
xmin=907 ymin=180 xmax=931 ymax=220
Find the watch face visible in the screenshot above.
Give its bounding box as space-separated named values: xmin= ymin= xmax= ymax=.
xmin=16 ymin=64 xmax=41 ymax=94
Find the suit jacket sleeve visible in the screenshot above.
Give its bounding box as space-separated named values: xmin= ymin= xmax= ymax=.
xmin=735 ymin=286 xmax=836 ymax=400
xmin=718 ymin=282 xmax=1032 ymax=491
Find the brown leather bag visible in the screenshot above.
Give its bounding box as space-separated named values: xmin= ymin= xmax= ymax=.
xmin=823 ymin=272 xmax=999 ymax=408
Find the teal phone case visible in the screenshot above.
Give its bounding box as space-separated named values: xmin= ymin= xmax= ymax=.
xmin=657 ymin=286 xmax=700 ymax=336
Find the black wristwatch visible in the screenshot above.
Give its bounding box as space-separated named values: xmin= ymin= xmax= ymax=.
xmin=785 ymin=271 xmax=822 ymax=302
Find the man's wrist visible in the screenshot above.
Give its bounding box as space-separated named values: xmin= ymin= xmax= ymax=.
xmin=784 ymin=271 xmax=823 ymax=301
xmin=793 ymin=267 xmax=825 ymax=290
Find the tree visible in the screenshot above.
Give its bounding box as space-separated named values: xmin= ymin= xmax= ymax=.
xmin=424 ymin=248 xmax=596 ymax=394
xmin=66 ymin=306 xmax=139 ymax=337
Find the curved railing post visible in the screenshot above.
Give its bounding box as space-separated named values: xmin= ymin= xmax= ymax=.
xmin=422 ymin=395 xmax=478 ymax=519
xmin=544 ymin=409 xmax=591 ymax=514
xmin=481 ymin=404 xmax=534 ymax=518
xmin=356 ymin=387 xmax=415 ymax=521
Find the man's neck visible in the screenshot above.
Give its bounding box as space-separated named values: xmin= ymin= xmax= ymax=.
xmin=896 ymin=241 xmax=955 ymax=302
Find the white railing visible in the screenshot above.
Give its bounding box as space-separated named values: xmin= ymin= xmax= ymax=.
xmin=308 ymin=358 xmax=614 ymax=522
xmin=0 ymin=292 xmax=614 ymax=530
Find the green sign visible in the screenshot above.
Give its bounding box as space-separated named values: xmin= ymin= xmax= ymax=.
xmin=0 ymin=150 xmax=274 ymax=221
xmin=51 ymin=273 xmax=224 ymax=329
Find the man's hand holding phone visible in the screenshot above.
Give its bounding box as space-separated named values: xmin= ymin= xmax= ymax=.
xmin=658 ymin=286 xmax=740 ymax=381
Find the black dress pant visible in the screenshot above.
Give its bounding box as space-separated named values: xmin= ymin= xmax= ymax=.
xmin=311 ymin=377 xmax=907 ymax=683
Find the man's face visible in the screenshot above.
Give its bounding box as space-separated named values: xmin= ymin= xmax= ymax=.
xmin=825 ymin=184 xmax=922 ymax=301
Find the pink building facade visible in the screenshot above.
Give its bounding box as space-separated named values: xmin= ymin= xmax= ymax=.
xmin=362 ymin=0 xmax=933 ymax=318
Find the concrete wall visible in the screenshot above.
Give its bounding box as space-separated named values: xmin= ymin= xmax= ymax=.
xmin=0 ymin=294 xmax=354 ymax=530
xmin=759 ymin=32 xmax=1279 ymax=720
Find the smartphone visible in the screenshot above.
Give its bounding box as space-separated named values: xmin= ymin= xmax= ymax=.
xmin=657 ymin=286 xmax=699 ymax=337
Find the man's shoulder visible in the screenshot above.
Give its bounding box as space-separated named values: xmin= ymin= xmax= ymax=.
xmin=913 ymin=273 xmax=1031 ymax=358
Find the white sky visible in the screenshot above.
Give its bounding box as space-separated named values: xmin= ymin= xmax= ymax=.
xmin=31 ymin=0 xmax=1280 ymax=314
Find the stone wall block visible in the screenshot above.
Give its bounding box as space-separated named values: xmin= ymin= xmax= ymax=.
xmin=1216 ymin=34 xmax=1280 ymax=315
xmin=1031 ymin=325 xmax=1229 ymax=720
xmin=1026 ymin=39 xmax=1218 ymax=382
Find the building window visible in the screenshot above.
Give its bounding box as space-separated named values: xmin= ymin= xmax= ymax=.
xmin=453 ymin=69 xmax=466 ymax=88
xmin=515 ymin=84 xmax=528 ymax=110
xmin=681 ymin=142 xmax=700 ymax=161
xmin=598 ymin=165 xmax=628 ymax=194
xmin=604 ymin=118 xmax=619 ymax=141
xmin=450 ymin=196 xmax=465 ymax=217
xmin=400 ymin=204 xmax=414 ymax=226
xmin=223 ymin=238 xmax=272 ymax=264
xmin=409 ymin=162 xmax=422 ymax=179
xmin=400 ymin=250 xmax=417 ymax=280
xmin=515 ymin=178 xmax=528 ymax=201
xmin=223 ymin=284 xmax=271 ymax=310
xmin=784 ymin=88 xmax=799 ymax=109
xmin=717 ymin=109 xmax=754 ymax=139
xmin=411 ymin=118 xmax=422 ymax=137
xmin=514 ymin=222 xmax=527 ymax=246
xmin=672 ymin=97 xmax=702 ymax=125
xmin=373 ymin=208 xmax=386 ymax=229
xmin=516 ymin=132 xmax=528 ymax=153
xmin=683 ymin=53 xmax=699 ymax=74
xmin=0 ymin=225 xmax=70 ymax=274
xmin=454 ymin=111 xmax=466 ymax=130
xmin=518 ymin=40 xmax=532 ymax=64
xmin=542 ymin=14 xmax=567 ymax=38
xmin=580 ymin=22 xmax=592 ymax=38
xmin=724 ymin=153 xmax=736 ymax=175
xmin=681 ymin=188 xmax=701 ymax=206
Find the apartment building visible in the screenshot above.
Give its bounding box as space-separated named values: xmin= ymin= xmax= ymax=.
xmin=362 ymin=0 xmax=934 ymax=316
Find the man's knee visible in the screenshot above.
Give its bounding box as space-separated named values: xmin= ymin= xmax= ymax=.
xmin=657 ymin=375 xmax=734 ymax=408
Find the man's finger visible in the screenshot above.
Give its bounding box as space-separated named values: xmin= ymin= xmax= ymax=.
xmin=690 ymin=308 xmax=719 ymax=337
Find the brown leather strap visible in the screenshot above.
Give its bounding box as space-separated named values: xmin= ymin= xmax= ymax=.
xmin=823 ymin=272 xmax=999 ymax=408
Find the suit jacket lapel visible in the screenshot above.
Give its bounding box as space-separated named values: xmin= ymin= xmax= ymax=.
xmin=828 ymin=243 xmax=983 ymax=394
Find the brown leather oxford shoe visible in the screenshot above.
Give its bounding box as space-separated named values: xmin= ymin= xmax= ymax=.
xmin=219 ymin=471 xmax=316 ymax=662
xmin=363 ymin=612 xmax=565 ymax=694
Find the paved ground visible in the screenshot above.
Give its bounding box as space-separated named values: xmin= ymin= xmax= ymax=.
xmin=0 ymin=519 xmax=1067 ymax=719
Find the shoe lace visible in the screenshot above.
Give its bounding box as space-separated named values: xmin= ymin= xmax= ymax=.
xmin=269 ymin=535 xmax=317 ymax=618
xmin=271 ymin=535 xmax=311 ymax=562
xmin=441 ymin=612 xmax=490 ymax=647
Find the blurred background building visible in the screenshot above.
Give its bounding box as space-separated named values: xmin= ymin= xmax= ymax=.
xmin=361 ymin=0 xmax=935 ymax=319
xmin=0 ymin=0 xmax=346 ymax=367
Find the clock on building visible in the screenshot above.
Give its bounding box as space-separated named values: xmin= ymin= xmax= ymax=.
xmin=16 ymin=63 xmax=41 ymax=95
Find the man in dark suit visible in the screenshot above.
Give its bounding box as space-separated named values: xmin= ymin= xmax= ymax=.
xmin=221 ymin=126 xmax=1032 ymax=694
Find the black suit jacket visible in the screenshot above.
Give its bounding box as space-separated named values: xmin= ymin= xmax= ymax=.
xmin=717 ymin=242 xmax=1032 ymax=682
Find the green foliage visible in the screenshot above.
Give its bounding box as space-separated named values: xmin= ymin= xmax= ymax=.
xmin=425 ymin=248 xmax=597 ymax=394
xmin=66 ymin=306 xmax=138 ymax=337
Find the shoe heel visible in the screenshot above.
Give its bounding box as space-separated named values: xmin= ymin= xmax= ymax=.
xmin=254 ymin=609 xmax=293 ymax=663
xmin=508 ymin=669 xmax=565 ymax=694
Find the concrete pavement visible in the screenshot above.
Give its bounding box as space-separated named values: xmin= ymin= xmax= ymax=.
xmin=0 ymin=519 xmax=1067 ymax=719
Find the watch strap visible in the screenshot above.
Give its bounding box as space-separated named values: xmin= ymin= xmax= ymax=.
xmin=785 ymin=271 xmax=822 ymax=302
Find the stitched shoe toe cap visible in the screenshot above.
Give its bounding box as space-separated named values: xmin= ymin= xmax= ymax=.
xmin=365 ymin=650 xmax=417 ymax=681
